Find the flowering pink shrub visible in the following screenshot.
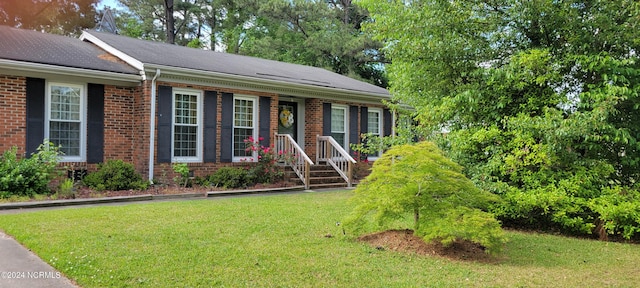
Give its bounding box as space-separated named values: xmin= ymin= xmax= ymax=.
xmin=351 ymin=151 xmax=372 ymax=180
xmin=243 ymin=136 xmax=284 ymax=183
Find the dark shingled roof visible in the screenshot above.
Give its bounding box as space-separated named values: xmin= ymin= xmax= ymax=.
xmin=85 ymin=30 xmax=389 ymax=97
xmin=0 ymin=26 xmax=138 ymax=75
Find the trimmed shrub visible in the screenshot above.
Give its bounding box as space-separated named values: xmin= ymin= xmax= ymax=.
xmin=208 ymin=167 xmax=251 ymax=189
xmin=83 ymin=160 xmax=149 ymax=191
xmin=344 ymin=142 xmax=507 ymax=254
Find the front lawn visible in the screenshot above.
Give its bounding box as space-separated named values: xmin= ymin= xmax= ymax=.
xmin=0 ymin=191 xmax=638 ymax=287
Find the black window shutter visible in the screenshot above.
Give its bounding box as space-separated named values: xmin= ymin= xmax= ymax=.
xmin=349 ymin=105 xmax=359 ymax=148
xmin=25 ymin=77 xmax=45 ymax=155
xmin=220 ymin=92 xmax=234 ymax=163
xmin=87 ymin=83 xmax=104 ymax=164
xmin=259 ymin=97 xmax=271 ymax=147
xmin=322 ymin=102 xmax=332 ymax=136
xmin=412 ymin=118 xmax=419 ymax=143
xmin=157 ymin=86 xmax=173 ymax=163
xmin=360 ymin=107 xmax=368 ymax=135
xmin=383 ymin=109 xmax=392 ymax=137
xmin=359 ymin=107 xmax=369 ymax=160
xmin=203 ymin=91 xmax=217 ymax=163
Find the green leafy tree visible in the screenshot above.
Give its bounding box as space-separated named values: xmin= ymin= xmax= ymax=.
xmin=0 ymin=0 xmax=99 ymax=35
xmin=357 ymin=0 xmax=640 ymax=239
xmin=115 ymin=0 xmax=387 ymax=87
xmin=242 ymin=0 xmax=386 ymax=86
xmin=117 ymin=0 xmax=193 ymax=43
xmin=345 ymin=142 xmax=506 ymax=254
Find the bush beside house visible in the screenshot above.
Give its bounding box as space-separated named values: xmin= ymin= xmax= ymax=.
xmin=0 ymin=141 xmax=61 ymax=198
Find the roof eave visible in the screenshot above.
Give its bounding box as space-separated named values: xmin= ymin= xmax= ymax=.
xmin=143 ymin=64 xmax=390 ymax=104
xmin=0 ymin=59 xmax=142 ymax=86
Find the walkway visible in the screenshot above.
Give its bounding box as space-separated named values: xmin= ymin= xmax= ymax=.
xmin=0 ymin=231 xmax=77 ymax=287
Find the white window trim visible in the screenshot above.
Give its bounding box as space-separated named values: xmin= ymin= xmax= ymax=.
xmin=171 ymin=88 xmax=203 ymax=163
xmin=45 ymin=82 xmax=87 ymax=162
xmin=367 ymin=108 xmax=383 ymax=161
xmin=331 ymin=104 xmax=349 ymax=151
xmin=232 ymin=95 xmax=259 ymax=162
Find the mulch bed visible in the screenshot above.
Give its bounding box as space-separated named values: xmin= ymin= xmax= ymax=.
xmin=358 ymin=229 xmax=499 ymax=263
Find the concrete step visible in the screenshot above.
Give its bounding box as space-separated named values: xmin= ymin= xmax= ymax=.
xmin=310 ymin=164 xmax=336 ymax=171
xmin=310 ymin=176 xmax=345 ymax=184
xmin=309 ymin=171 xmax=341 ymax=178
xmin=309 ymin=182 xmax=349 ymax=189
xmin=282 ymin=164 xmax=351 ymax=188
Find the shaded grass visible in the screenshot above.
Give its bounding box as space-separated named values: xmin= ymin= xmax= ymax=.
xmin=0 ymin=194 xmax=57 ymax=203
xmin=0 ymin=191 xmax=639 ymax=287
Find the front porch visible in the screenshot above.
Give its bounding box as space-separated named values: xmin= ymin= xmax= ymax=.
xmin=274 ymin=133 xmax=358 ymax=190
xmin=273 ymin=96 xmax=388 ymax=189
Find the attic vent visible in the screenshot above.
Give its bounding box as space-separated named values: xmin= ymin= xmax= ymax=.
xmin=300 ymin=78 xmax=331 ymax=85
xmin=255 ymin=73 xmax=331 ymax=85
xmin=255 ymin=72 xmax=295 ymax=80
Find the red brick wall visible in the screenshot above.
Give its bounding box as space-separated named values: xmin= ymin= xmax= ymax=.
xmin=0 ymin=73 xmax=386 ymax=182
xmin=0 ymin=74 xmax=142 ymax=170
xmin=52 ymin=84 xmax=141 ymax=174
xmin=0 ymin=75 xmax=26 ymax=155
xmin=146 ymin=81 xmax=280 ymax=180
xmin=304 ymin=98 xmax=323 ymax=160
xmin=133 ymin=81 xmax=151 ymax=176
xmin=104 ymin=85 xmax=139 ymax=163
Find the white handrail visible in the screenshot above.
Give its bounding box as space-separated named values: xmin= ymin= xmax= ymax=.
xmin=274 ymin=133 xmax=313 ymax=189
xmin=316 ymin=135 xmax=356 ymax=187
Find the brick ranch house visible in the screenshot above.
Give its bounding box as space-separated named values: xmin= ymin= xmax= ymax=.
xmin=0 ymin=25 xmax=392 ymax=188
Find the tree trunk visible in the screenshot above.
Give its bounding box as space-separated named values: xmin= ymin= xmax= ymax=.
xmin=341 ymin=0 xmax=351 ymax=24
xmin=164 ymin=0 xmax=175 ymax=44
xmin=414 ymin=184 xmax=421 ymax=230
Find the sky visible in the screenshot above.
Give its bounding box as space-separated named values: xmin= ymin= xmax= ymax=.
xmin=97 ymin=0 xmax=120 ymax=10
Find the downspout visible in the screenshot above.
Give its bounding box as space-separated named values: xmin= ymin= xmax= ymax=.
xmin=148 ymin=69 xmax=161 ymax=182
xmin=392 ymin=109 xmax=397 ymax=138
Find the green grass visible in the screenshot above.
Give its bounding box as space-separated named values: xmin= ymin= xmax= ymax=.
xmin=0 ymin=191 xmax=639 ymax=287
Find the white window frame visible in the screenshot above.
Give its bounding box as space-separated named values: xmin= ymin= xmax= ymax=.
xmin=45 ymin=82 xmax=86 ymax=162
xmin=367 ymin=108 xmax=383 ymax=160
xmin=232 ymin=95 xmax=258 ymax=162
xmin=171 ymin=88 xmax=203 ymax=163
xmin=331 ymin=104 xmax=349 ymax=150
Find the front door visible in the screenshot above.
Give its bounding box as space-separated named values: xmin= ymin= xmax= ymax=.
xmin=278 ymin=101 xmax=298 ymax=141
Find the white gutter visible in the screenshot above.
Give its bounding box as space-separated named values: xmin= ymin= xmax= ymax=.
xmin=143 ymin=64 xmax=391 ymax=102
xmin=0 ymin=59 xmax=141 ymax=85
xmin=148 ymin=69 xmax=161 ymax=182
xmin=392 ymin=110 xmax=397 ymax=138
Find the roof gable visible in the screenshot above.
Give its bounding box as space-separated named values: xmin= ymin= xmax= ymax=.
xmin=0 ymin=26 xmax=138 ymax=75
xmin=82 ymin=30 xmax=389 ymax=97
